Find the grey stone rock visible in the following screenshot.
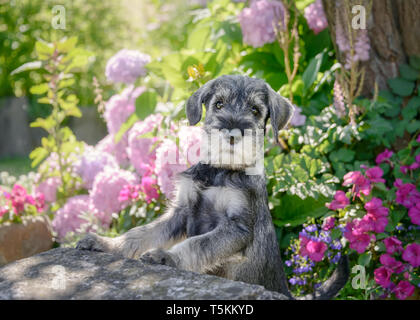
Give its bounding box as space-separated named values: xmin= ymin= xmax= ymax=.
xmin=0 ymin=248 xmax=288 ymax=300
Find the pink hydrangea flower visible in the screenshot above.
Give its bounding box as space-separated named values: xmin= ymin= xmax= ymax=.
xmin=178 ymin=126 xmax=203 ymax=166
xmin=289 ymin=106 xmax=306 ymax=127
xmin=326 ymin=190 xmax=349 ymax=210
xmin=393 ymin=280 xmax=415 ymax=300
xmin=96 ymin=134 xmax=130 ymax=167
xmin=74 ymin=148 xmax=118 ymax=189
xmin=52 ymin=195 xmax=104 ymax=241
xmin=127 ymin=114 xmax=163 ymax=176
xmin=155 ymin=139 xmax=187 ymax=197
xmin=365 ymin=167 xmax=385 ymax=184
xmin=408 ymin=202 xmax=420 ymax=225
xmin=374 ymin=266 xmax=393 ymax=288
xmin=105 ymin=49 xmax=151 ymax=84
xmin=402 ymin=243 xmax=420 ymax=268
xmin=118 ymin=184 xmax=141 ymax=203
xmin=384 ymin=237 xmax=403 ymax=254
xmin=304 ymin=0 xmax=328 ymax=34
xmin=104 ymin=86 xmax=146 ymax=135
xmin=238 ymin=0 xmax=286 ymax=48
xmin=35 ymin=177 xmax=61 ymax=203
xmin=90 ymin=166 xmax=138 ymax=216
xmin=376 ymin=149 xmax=393 ymax=165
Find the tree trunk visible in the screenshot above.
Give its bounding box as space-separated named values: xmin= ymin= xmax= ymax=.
xmin=322 ymin=0 xmax=420 ymax=97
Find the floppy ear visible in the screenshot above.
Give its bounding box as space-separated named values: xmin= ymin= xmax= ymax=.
xmin=186 ymin=80 xmax=214 ymax=125
xmin=266 ymin=86 xmax=294 ymax=143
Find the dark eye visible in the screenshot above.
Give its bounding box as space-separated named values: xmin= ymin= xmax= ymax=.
xmin=215 ymin=101 xmax=224 ymax=109
xmin=251 ymin=106 xmax=259 ymax=115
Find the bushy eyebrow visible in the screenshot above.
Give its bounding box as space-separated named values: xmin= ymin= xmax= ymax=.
xmin=246 ymin=90 xmax=267 ymax=105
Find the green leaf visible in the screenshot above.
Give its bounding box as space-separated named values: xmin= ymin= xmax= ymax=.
xmin=358 ymin=252 xmax=372 ymax=267
xmin=29 ymin=83 xmax=49 ymax=95
xmin=35 ymin=40 xmax=54 ymax=59
xmin=272 ymin=194 xmax=329 ymax=227
xmin=409 ymin=56 xmax=420 ymax=70
xmin=57 ymin=36 xmax=78 ymax=53
xmin=387 ymin=78 xmax=415 ymax=97
xmin=134 ymin=90 xmax=158 ymax=120
xmin=302 ymin=52 xmax=324 ymax=93
xmin=402 ymin=96 xmax=420 ymax=120
xmin=10 ymin=61 xmax=42 ymax=75
xmin=29 ymin=147 xmax=48 ymax=168
xmin=407 ymin=120 xmax=420 ymax=133
xmin=330 ymin=228 xmax=342 ymax=240
xmin=399 ymin=64 xmax=419 ymax=81
xmin=329 ymin=148 xmax=355 ymax=163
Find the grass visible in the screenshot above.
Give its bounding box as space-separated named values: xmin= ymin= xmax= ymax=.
xmin=0 ymin=156 xmax=33 ymax=177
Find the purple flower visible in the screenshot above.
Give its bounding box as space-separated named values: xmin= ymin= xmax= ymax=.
xmin=304 ymin=0 xmax=328 ymax=34
xmin=105 ymin=49 xmax=151 ymax=84
xmin=238 ymin=0 xmax=286 ymax=48
xmin=290 ymin=106 xmax=306 ymax=127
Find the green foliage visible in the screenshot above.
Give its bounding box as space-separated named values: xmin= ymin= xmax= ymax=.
xmin=1 ymin=0 xmax=129 ymax=107
xmin=16 ymin=37 xmax=89 ymax=206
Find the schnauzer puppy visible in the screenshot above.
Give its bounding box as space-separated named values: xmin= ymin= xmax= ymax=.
xmin=76 ymin=75 xmax=349 ymax=299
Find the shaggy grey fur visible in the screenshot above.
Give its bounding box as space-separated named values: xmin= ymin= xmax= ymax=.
xmin=76 ymin=75 xmax=349 ymax=299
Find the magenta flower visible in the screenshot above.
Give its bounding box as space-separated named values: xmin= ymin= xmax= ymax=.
xmin=326 ymin=190 xmax=349 ymax=210
xmin=141 ymin=175 xmax=159 ymax=203
xmin=379 ymin=254 xmax=404 ymax=273
xmin=322 ymin=216 xmax=336 ymax=231
xmin=344 ymin=220 xmax=375 ymax=253
xmin=238 ymin=0 xmax=286 ymax=48
xmin=392 ymin=280 xmax=415 ymax=300
xmin=299 ymin=234 xmax=310 ymax=257
xmin=394 ymin=180 xmax=420 ymax=209
xmin=304 ymin=0 xmax=328 ymax=34
xmin=408 ymin=203 xmax=420 ymax=225
xmin=402 ymin=243 xmax=420 ymax=268
xmin=342 ymin=171 xmax=371 ymax=197
xmin=364 ymin=197 xmax=389 ymax=217
xmin=374 ymin=266 xmax=393 ymax=288
xmin=362 ymin=213 xmax=388 ymax=233
xmin=365 ymin=167 xmax=385 ymax=184
xmin=306 ymin=240 xmax=328 ymax=262
xmin=376 ymin=149 xmax=393 ymax=165
xmin=384 ymin=237 xmax=403 ymax=254
xmin=417 ymin=134 xmax=420 ymax=143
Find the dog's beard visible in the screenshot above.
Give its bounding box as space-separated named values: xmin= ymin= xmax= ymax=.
xmin=200 ymin=129 xmax=264 ymax=172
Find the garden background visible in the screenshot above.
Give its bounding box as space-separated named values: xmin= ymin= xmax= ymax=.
xmin=0 ymin=0 xmax=419 ymax=300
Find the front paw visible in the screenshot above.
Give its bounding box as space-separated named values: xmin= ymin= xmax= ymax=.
xmin=76 ymin=233 xmax=104 ymax=252
xmin=139 ymin=248 xmax=178 ymax=268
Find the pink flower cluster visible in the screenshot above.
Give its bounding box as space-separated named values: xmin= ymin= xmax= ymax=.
xmin=394 ymin=179 xmax=420 ymax=225
xmin=0 ymin=184 xmax=45 ymax=218
xmin=400 ymin=154 xmax=420 ymax=174
xmin=374 ymin=239 xmax=419 ymax=300
xmin=299 ymin=234 xmax=328 ymax=262
xmin=238 ymin=0 xmax=286 ymax=48
xmin=105 ymin=49 xmax=151 ymax=84
xmin=119 ymin=176 xmax=159 ymax=206
xmin=342 ymin=196 xmax=389 ymax=254
xmin=52 ymin=195 xmax=104 ymax=241
xmin=304 ymin=0 xmax=328 ymax=34
xmin=342 ymin=166 xmax=385 ymax=199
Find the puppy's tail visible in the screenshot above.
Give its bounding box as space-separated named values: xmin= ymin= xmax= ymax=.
xmin=283 ymin=255 xmax=349 ymax=300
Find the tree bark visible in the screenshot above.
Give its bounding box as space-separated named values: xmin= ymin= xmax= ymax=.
xmin=322 ymin=0 xmax=420 ymax=97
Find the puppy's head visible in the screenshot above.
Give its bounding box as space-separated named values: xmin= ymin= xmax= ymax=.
xmin=186 ymin=75 xmax=294 ymax=170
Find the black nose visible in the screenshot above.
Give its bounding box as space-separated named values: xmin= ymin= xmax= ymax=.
xmin=225 ymin=129 xmax=242 ymax=145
